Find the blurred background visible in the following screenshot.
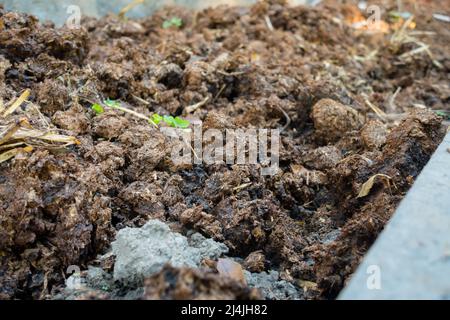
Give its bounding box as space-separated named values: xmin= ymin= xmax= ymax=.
xmin=0 ymin=0 xmax=316 ymax=26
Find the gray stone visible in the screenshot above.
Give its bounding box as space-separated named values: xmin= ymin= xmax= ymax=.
xmin=244 ymin=270 xmax=301 ymax=300
xmin=85 ymin=266 xmax=114 ymax=292
xmin=112 ymin=220 xmax=228 ymax=285
xmin=340 ymin=132 xmax=450 ymax=300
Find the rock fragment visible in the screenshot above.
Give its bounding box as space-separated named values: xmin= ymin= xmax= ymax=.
xmin=111 ymin=220 xmax=228 ymax=285
xmin=244 ymin=270 xmax=301 ymax=300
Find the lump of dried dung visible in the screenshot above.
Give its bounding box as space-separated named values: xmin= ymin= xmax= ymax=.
xmin=313 ymin=109 xmax=443 ymax=298
xmin=311 ymin=98 xmax=363 ymax=143
xmin=52 ymin=103 xmax=90 ymax=134
xmin=0 ymin=10 xmax=89 ymax=64
xmin=144 ymin=265 xmax=260 ymax=300
xmin=154 ymin=62 xmax=184 ymax=89
xmin=118 ymin=124 xmax=155 ymax=148
xmin=360 ymin=120 xmax=388 ymax=150
xmin=85 ymin=141 xmax=125 ymax=179
xmin=92 ymin=111 xmax=130 ymax=140
xmin=303 ymin=146 xmax=343 ymax=170
xmin=0 ymin=150 xmax=115 ymax=299
xmin=0 ymin=55 xmax=11 ymax=94
xmin=212 ymin=198 xmax=275 ymax=255
xmin=118 ymin=181 xmax=165 ymax=221
xmin=124 ymin=130 xmax=168 ymax=180
xmin=93 ymin=62 xmax=135 ymax=100
xmin=243 ymin=251 xmax=266 ymax=273
xmin=35 ymin=79 xmax=71 ymax=116
xmin=202 ymin=110 xmax=236 ymax=131
xmin=111 ymin=220 xmax=228 ymax=286
xmin=179 ymin=206 xmax=224 ymax=241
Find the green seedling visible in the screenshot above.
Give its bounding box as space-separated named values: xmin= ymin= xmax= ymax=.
xmin=91 ymin=103 xmax=104 ymax=115
xmin=151 ymin=113 xmax=189 ymax=128
xmin=162 ymin=17 xmax=183 ymax=29
xmin=435 ymin=110 xmax=450 ymax=120
xmin=91 ymin=99 xmax=190 ymax=129
xmin=388 ymin=11 xmax=412 ymax=21
xmin=151 ymin=113 xmax=163 ymax=125
xmin=104 ymin=99 xmax=120 ymax=108
xmin=162 ymin=115 xmax=190 ymax=129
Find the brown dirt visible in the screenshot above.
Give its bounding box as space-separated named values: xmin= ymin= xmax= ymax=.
xmin=0 ymin=0 xmax=448 ymax=300
xmin=143 ymin=265 xmax=261 ymax=300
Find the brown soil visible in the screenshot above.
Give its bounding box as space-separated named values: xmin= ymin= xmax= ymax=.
xmin=143 ymin=265 xmax=261 ymax=300
xmin=0 ymin=0 xmax=448 ymax=300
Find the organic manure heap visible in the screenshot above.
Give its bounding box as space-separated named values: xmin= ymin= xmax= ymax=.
xmin=0 ymin=0 xmax=448 ymax=300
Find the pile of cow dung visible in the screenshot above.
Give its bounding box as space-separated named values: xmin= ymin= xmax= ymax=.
xmin=0 ymin=0 xmax=448 ymax=300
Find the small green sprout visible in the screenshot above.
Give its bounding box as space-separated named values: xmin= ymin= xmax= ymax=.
xmin=435 ymin=110 xmax=450 ymax=120
xmin=90 ymin=99 xmax=190 ymax=129
xmin=91 ymin=103 xmax=104 ymax=115
xmin=162 ymin=17 xmax=183 ymax=29
xmin=151 ymin=113 xmax=163 ymax=125
xmin=104 ymin=99 xmax=120 ymax=108
xmin=152 ymin=114 xmax=190 ymax=128
xmin=388 ymin=11 xmax=412 ymax=22
xmin=174 ymin=116 xmax=190 ymax=129
xmin=166 ymin=115 xmax=190 ymax=129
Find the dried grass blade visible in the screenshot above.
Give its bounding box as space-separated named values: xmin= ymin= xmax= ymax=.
xmin=0 ymin=142 xmax=26 ymax=151
xmin=0 ymin=118 xmax=29 ymax=145
xmin=37 ymin=133 xmax=80 ymax=145
xmin=3 ymin=89 xmax=30 ymax=117
xmin=118 ymin=0 xmax=144 ymax=19
xmin=0 ymin=146 xmax=33 ymax=164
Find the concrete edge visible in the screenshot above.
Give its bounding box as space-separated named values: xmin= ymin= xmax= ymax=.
xmin=339 ymin=131 xmax=450 ymax=300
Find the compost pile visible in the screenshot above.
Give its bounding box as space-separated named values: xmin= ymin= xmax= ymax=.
xmin=0 ymin=0 xmax=448 ymax=300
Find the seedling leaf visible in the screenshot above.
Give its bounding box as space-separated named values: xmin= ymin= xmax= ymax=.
xmin=163 ymin=17 xmax=183 ymax=29
xmin=173 ymin=116 xmax=190 ymax=129
xmin=435 ymin=110 xmax=450 ymax=120
xmin=151 ymin=113 xmax=163 ymax=125
xmin=91 ymin=103 xmax=104 ymax=115
xmin=104 ymin=99 xmax=120 ymax=108
xmin=163 ymin=115 xmax=175 ymax=127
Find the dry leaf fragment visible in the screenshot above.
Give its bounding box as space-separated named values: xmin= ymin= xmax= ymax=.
xmin=0 ymin=146 xmax=33 ymax=164
xmin=357 ymin=174 xmax=392 ymax=198
xmin=216 ymin=258 xmax=247 ymax=285
xmin=0 ymin=118 xmax=29 ymax=145
xmin=118 ymin=0 xmax=144 ymax=19
xmin=298 ymin=280 xmax=318 ymax=292
xmin=3 ymin=89 xmax=30 ymax=117
xmin=185 ymin=97 xmax=209 ymax=114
